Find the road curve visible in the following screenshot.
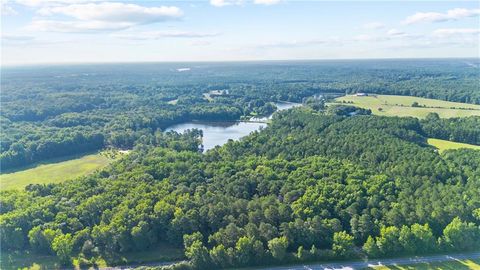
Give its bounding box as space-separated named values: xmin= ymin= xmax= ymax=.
xmin=254 ymin=252 xmax=480 ymax=270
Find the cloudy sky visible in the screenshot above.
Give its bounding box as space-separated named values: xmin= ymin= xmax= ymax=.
xmin=1 ymin=0 xmax=479 ymax=65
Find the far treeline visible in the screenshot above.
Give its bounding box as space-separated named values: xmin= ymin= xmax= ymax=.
xmin=1 ymin=59 xmax=479 ymax=170
xmin=1 ymin=108 xmax=479 ymax=269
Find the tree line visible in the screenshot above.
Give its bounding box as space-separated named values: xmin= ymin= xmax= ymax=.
xmin=2 ymin=60 xmax=479 ymax=170
xmin=1 ymin=110 xmax=479 ymax=269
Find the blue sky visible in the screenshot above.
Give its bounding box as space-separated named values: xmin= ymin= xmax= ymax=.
xmin=1 ymin=0 xmax=479 ymax=65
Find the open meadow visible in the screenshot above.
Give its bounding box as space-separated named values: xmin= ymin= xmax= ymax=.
xmin=0 ymin=151 xmax=118 ymax=190
xmin=427 ymin=138 xmax=480 ymax=153
xmin=334 ymin=95 xmax=480 ymax=118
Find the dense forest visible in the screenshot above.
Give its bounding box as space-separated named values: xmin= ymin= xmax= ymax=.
xmin=420 ymin=113 xmax=480 ymax=145
xmin=2 ymin=59 xmax=479 ymax=170
xmin=1 ymin=108 xmax=479 ymax=269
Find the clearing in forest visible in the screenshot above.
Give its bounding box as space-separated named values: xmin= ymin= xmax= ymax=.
xmin=334 ymin=95 xmax=480 ymax=118
xmin=427 ymin=138 xmax=480 ymax=153
xmin=0 ymin=151 xmax=122 ymax=190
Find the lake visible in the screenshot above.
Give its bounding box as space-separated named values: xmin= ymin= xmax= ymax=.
xmin=165 ymin=102 xmax=301 ymax=151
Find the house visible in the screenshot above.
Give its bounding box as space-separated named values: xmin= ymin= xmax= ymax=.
xmin=354 ymin=92 xmax=368 ymax=96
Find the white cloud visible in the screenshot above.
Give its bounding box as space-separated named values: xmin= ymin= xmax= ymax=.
xmin=15 ymin=0 xmax=100 ymax=7
xmin=1 ymin=1 xmax=18 ymax=15
xmin=361 ymin=22 xmax=385 ymax=30
xmin=387 ymin=28 xmax=407 ymax=37
xmin=403 ymin=8 xmax=480 ymax=24
xmin=210 ymin=0 xmax=244 ymax=7
xmin=432 ymin=28 xmax=480 ymax=37
xmin=1 ymin=5 xmax=18 ymax=15
xmin=27 ymin=2 xmax=182 ymax=32
xmin=113 ymin=31 xmax=220 ymax=40
xmin=37 ymin=2 xmax=182 ymax=23
xmin=254 ymin=0 xmax=281 ymax=5
xmin=257 ymin=29 xmax=424 ymax=50
xmin=210 ymin=0 xmax=280 ymax=7
xmin=28 ymin=19 xmax=134 ymax=32
xmin=1 ymin=34 xmax=47 ymax=47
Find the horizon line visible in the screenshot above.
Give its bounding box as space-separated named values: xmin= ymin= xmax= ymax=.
xmin=2 ymin=56 xmax=479 ymax=68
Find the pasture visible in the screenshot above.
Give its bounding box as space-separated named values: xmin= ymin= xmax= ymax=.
xmin=427 ymin=138 xmax=480 ymax=153
xmin=334 ymin=95 xmax=480 ymax=118
xmin=0 ymin=151 xmax=117 ymax=190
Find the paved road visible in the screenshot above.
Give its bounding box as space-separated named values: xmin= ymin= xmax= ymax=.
xmin=99 ymin=252 xmax=480 ymax=270
xmin=256 ymin=252 xmax=480 ymax=270
xmin=99 ymin=260 xmax=183 ymax=270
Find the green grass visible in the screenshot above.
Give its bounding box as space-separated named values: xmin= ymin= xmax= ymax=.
xmin=0 ymin=251 xmax=62 ymax=270
xmin=365 ymin=258 xmax=480 ymax=270
xmin=0 ymin=151 xmax=118 ymax=191
xmin=427 ymin=138 xmax=480 ymax=153
xmin=0 ymin=244 xmax=184 ymax=270
xmin=333 ymin=95 xmax=480 ymax=118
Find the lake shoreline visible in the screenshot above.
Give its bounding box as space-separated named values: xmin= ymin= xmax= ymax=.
xmin=165 ymin=102 xmax=302 ymax=151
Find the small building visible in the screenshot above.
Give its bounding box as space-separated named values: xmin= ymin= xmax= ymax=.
xmin=354 ymin=92 xmax=368 ymax=96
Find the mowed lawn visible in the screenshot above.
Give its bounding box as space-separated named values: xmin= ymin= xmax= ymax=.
xmin=334 ymin=95 xmax=480 ymax=118
xmin=428 ymin=138 xmax=480 ymax=153
xmin=0 ymin=152 xmax=113 ymax=190
xmin=366 ymin=258 xmax=480 ymax=270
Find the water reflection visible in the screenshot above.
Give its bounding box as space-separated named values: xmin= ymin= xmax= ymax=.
xmin=165 ymin=102 xmax=300 ymax=151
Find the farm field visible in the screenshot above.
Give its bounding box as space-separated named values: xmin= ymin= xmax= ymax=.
xmin=0 ymin=151 xmax=118 ymax=190
xmin=427 ymin=138 xmax=480 ymax=153
xmin=333 ymin=95 xmax=480 ymax=118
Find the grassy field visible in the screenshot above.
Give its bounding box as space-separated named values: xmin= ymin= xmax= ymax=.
xmin=0 ymin=151 xmax=119 ymax=191
xmin=333 ymin=95 xmax=480 ymax=118
xmin=366 ymin=258 xmax=480 ymax=269
xmin=0 ymin=251 xmax=61 ymax=270
xmin=0 ymin=244 xmax=184 ymax=270
xmin=427 ymin=138 xmax=480 ymax=153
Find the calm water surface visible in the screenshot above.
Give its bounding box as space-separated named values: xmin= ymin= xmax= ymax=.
xmin=165 ymin=102 xmax=300 ymax=151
